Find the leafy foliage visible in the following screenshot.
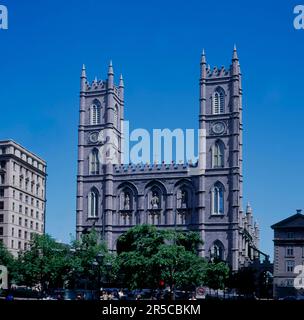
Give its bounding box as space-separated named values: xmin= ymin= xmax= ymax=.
xmin=116 ymin=224 xmax=208 ymax=290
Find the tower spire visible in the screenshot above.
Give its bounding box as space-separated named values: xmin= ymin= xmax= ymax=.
xmin=108 ymin=60 xmax=114 ymax=89
xmin=108 ymin=60 xmax=114 ymax=76
xmin=81 ymin=64 xmax=87 ymax=78
xmin=200 ymin=49 xmax=207 ymax=79
xmin=119 ymin=74 xmax=124 ymax=88
xmin=80 ymin=64 xmax=87 ymax=92
xmin=232 ymin=44 xmax=238 ymax=61
xmin=201 ymin=49 xmax=206 ymax=64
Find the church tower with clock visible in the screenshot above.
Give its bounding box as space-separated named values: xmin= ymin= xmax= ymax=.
xmin=76 ymin=48 xmax=260 ymax=271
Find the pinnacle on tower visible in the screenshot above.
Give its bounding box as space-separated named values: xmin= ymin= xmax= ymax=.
xmin=108 ymin=60 xmax=114 ymax=76
xmin=81 ymin=64 xmax=87 ymax=78
xmin=201 ymin=49 xmax=206 ymax=64
xmin=119 ymin=74 xmax=124 ymax=88
xmin=232 ymin=44 xmax=238 ymax=61
xmin=246 ymin=202 xmax=252 ymax=214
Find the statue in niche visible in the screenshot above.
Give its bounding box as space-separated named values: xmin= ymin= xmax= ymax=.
xmin=151 ymin=192 xmax=160 ymax=210
xmin=123 ymin=192 xmax=130 ymax=210
xmin=181 ymin=190 xmax=188 ymax=209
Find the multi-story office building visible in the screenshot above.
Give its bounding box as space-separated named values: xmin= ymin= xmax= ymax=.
xmin=0 ymin=140 xmax=46 ymax=256
xmin=272 ymin=210 xmax=304 ymax=298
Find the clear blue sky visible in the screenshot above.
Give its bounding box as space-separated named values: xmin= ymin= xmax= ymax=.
xmin=0 ymin=0 xmax=303 ymax=258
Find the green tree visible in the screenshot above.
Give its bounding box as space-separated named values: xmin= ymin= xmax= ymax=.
xmin=230 ymin=267 xmax=256 ymax=296
xmin=204 ymin=261 xmax=230 ymax=293
xmin=116 ymin=224 xmax=207 ymax=292
xmin=0 ymin=241 xmax=18 ymax=284
xmin=151 ymin=244 xmax=207 ymax=292
xmin=17 ymin=234 xmax=70 ymax=291
xmin=68 ymin=229 xmax=109 ymax=290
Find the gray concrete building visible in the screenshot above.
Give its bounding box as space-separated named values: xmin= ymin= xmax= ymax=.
xmin=0 ymin=140 xmax=47 ymax=256
xmin=272 ymin=210 xmax=304 ymax=298
xmin=76 ymin=48 xmax=260 ymax=271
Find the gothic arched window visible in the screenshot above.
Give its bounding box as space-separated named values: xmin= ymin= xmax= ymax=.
xmin=90 ymin=101 xmax=101 ymax=125
xmin=89 ymin=149 xmax=100 ymax=175
xmin=114 ymin=104 xmax=119 ymax=128
xmin=212 ymin=141 xmax=224 ymax=168
xmin=212 ymin=88 xmax=225 ymax=114
xmin=88 ymin=188 xmax=99 ymax=218
xmin=212 ymin=182 xmax=224 ymax=215
xmin=210 ymin=240 xmax=224 ymax=261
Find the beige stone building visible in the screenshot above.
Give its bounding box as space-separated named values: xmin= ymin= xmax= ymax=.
xmin=0 ymin=140 xmax=46 ymax=256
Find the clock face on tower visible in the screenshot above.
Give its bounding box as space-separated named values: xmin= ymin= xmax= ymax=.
xmin=212 ymin=122 xmax=225 ymax=135
xmin=89 ymin=130 xmax=105 ymax=144
xmin=89 ymin=131 xmax=99 ymax=143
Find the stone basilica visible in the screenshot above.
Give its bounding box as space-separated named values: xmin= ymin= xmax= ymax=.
xmin=76 ymin=47 xmax=259 ymax=271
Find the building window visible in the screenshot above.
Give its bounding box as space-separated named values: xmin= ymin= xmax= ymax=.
xmin=210 ymin=241 xmax=224 ymax=261
xmin=212 ymin=182 xmax=224 ymax=215
xmin=12 ymin=215 xmax=14 ymax=224
xmin=287 ymin=232 xmax=294 ymax=239
xmin=0 ymin=174 xmax=5 ymax=184
xmin=286 ymin=260 xmax=295 ymax=273
xmin=19 ymin=193 xmax=23 ymax=201
xmin=31 ymin=198 xmax=34 ymax=206
xmin=18 ymin=241 xmax=21 ymax=250
xmin=11 ymin=228 xmax=14 ymax=237
xmin=0 ymin=227 xmax=3 ymax=236
xmin=19 ymin=205 xmax=22 ymax=213
xmin=25 ymin=219 xmax=28 ymax=227
xmin=18 ymin=229 xmax=22 ymax=238
xmin=0 ymin=161 xmax=6 ymax=169
xmin=31 ymin=209 xmax=33 ymax=217
xmin=89 ymin=149 xmax=100 ymax=175
xmin=212 ymin=87 xmax=225 ymax=114
xmin=0 ymin=201 xmax=4 ymax=210
xmin=19 ymin=217 xmax=22 ymax=226
xmin=36 ymin=200 xmax=39 ymax=208
xmin=212 ymin=141 xmax=224 ymax=168
xmin=90 ymin=103 xmax=101 ymax=125
xmin=0 ymin=214 xmax=3 ymax=223
xmin=114 ymin=104 xmax=119 ymax=128
xmin=11 ymin=240 xmax=14 ymax=248
xmin=12 ymin=202 xmax=15 ymax=211
xmin=30 ymin=221 xmax=33 ymax=229
xmin=88 ymin=188 xmax=99 ymax=218
xmin=25 ymin=207 xmax=28 ymax=215
xmin=286 ymin=247 xmax=294 ymax=257
xmin=0 ymin=189 xmax=3 ymax=197
xmin=36 ymin=222 xmax=38 ymax=230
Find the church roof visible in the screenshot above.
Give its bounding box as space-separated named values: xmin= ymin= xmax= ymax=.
xmin=271 ymin=212 xmax=304 ymax=229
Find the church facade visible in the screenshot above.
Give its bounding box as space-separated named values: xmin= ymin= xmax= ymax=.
xmin=76 ymin=48 xmax=259 ymax=271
